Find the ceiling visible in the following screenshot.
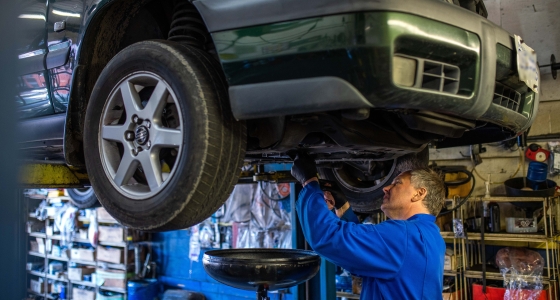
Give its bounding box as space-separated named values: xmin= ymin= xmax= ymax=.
xmin=484 ymin=0 xmax=559 ymax=75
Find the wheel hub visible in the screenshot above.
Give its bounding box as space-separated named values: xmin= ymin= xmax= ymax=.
xmin=135 ymin=125 xmax=150 ymax=145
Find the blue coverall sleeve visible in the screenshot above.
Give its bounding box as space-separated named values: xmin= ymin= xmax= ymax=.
xmin=296 ymin=181 xmax=407 ymax=279
xmin=340 ymin=208 xmax=359 ymax=223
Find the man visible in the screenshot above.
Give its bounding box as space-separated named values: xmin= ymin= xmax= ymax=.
xmin=291 ymin=153 xmax=446 ymax=300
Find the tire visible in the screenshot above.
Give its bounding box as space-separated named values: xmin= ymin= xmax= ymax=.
xmin=67 ymin=187 xmax=99 ymax=208
xmin=318 ymin=147 xmax=429 ymax=213
xmin=83 ymin=40 xmax=246 ymax=231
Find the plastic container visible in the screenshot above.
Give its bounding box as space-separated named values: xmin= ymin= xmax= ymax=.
xmin=48 ymin=261 xmax=63 ymax=275
xmin=127 ymin=279 xmax=159 ymax=300
xmin=527 ymin=161 xmax=548 ymax=182
xmin=97 ymin=291 xmax=124 ymax=300
xmin=506 ymin=217 xmax=538 ymax=233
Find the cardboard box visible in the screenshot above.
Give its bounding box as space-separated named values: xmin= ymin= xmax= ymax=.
xmin=68 ymin=266 xmax=96 ymax=281
xmin=36 ymin=237 xmax=45 ymax=254
xmin=99 ymin=226 xmax=124 ymax=243
xmin=78 ymin=229 xmax=88 ymax=240
xmin=27 ymin=219 xmax=44 ymax=233
xmin=72 ymin=288 xmax=95 ymax=300
xmin=71 ymin=248 xmax=96 ymax=261
xmin=442 ymin=290 xmax=462 ymax=300
xmin=444 ymin=253 xmax=463 ymax=271
xmin=96 ymin=268 xmax=128 ymax=289
xmin=30 ymin=279 xmax=43 ymax=293
xmin=46 ymin=225 xmax=53 ymax=236
xmin=97 ymin=246 xmax=123 ymax=264
xmin=97 ymin=207 xmax=116 ymax=222
xmin=29 ymin=240 xmax=39 ymax=252
xmin=352 ymin=275 xmax=362 ymax=295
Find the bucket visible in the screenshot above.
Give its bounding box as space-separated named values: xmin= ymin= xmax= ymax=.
xmin=127 ymin=279 xmax=159 ymax=300
xmin=527 ymin=161 xmax=548 ymax=182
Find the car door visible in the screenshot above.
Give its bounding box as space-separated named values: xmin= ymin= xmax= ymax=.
xmin=46 ymin=0 xmax=83 ymax=113
xmin=16 ymin=0 xmax=53 ymax=119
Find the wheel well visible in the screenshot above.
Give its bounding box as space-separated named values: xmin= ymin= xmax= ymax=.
xmin=65 ymin=0 xmax=197 ymax=167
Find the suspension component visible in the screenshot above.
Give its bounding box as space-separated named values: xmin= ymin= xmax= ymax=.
xmin=168 ymin=2 xmax=212 ymax=50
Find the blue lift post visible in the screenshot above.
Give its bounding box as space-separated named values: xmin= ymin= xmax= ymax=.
xmin=290 ymin=182 xmax=336 ymax=300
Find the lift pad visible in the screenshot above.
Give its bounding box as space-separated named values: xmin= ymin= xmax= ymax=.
xmin=20 ymin=162 xmax=89 ymax=188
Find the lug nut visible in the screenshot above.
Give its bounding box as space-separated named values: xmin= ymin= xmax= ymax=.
xmin=145 ymin=121 xmax=151 ymax=128
xmin=146 ymin=141 xmax=151 ymax=149
xmin=132 ymin=149 xmax=138 ymax=156
xmin=125 ymin=131 xmax=135 ymax=141
xmin=132 ymin=115 xmax=143 ymax=124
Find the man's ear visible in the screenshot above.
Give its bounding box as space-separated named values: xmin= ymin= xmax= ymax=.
xmin=412 ymin=187 xmax=427 ymax=202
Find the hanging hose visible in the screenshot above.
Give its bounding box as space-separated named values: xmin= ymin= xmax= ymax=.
xmin=437 ymin=167 xmax=476 ymax=216
xmin=168 ymin=2 xmax=212 ymax=50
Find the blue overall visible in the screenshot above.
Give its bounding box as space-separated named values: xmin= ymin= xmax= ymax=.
xmin=296 ymin=181 xmax=445 ymax=300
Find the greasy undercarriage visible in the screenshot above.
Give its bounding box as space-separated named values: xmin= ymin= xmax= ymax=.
xmin=245 ymin=109 xmax=489 ymax=162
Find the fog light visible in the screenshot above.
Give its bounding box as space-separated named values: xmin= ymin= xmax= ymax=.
xmin=392 ymin=56 xmax=417 ymax=87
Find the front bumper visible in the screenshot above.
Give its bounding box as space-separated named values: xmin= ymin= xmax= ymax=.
xmin=213 ymin=7 xmax=538 ymax=135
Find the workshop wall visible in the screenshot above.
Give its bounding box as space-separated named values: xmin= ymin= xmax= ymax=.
xmin=430 ymin=73 xmax=560 ymax=198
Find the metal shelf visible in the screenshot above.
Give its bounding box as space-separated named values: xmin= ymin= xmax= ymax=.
xmin=465 ymin=264 xmax=554 ymax=283
xmin=98 ymin=218 xmax=119 ymax=224
xmin=49 ymin=234 xmax=91 ymax=244
xmin=463 ymin=232 xmax=549 ymax=242
xmin=99 ymin=286 xmax=126 ymax=293
xmin=71 ymin=258 xmax=97 ymax=266
xmin=472 ymin=196 xmax=548 ymax=202
xmin=46 ymin=274 xmax=68 ymax=282
xmin=97 ymin=262 xmax=129 ymax=271
xmin=29 ymin=232 xmax=46 ymax=238
xmin=28 ymin=270 xmax=46 ymax=277
xmin=47 ymin=255 xmax=68 ymax=262
xmin=99 ymin=241 xmax=127 ymax=247
xmin=70 ymin=279 xmax=96 ymax=288
xmin=444 ymin=271 xmax=460 ymax=276
xmin=336 ymin=291 xmax=360 ymax=299
xmin=29 ymin=251 xmax=45 ymax=258
xmin=27 ymin=288 xmax=43 ymax=297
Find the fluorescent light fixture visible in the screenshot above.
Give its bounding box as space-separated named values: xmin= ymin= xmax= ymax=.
xmin=18 ymin=14 xmax=46 ymax=20
xmin=52 ymin=9 xmax=80 ymax=18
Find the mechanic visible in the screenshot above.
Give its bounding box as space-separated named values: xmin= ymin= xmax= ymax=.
xmin=292 ymin=153 xmax=446 ymax=300
xmin=320 ymin=180 xmax=359 ymax=223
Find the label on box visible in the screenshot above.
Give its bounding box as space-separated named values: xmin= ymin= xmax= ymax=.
xmin=515 ymin=219 xmax=535 ymax=228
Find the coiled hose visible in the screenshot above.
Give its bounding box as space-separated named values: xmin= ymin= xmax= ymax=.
xmin=437 ymin=167 xmax=475 ymax=216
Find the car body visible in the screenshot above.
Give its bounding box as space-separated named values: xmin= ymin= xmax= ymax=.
xmin=16 ymin=0 xmax=540 ymax=230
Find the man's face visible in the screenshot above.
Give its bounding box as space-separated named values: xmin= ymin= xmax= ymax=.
xmin=381 ymin=171 xmax=418 ymax=219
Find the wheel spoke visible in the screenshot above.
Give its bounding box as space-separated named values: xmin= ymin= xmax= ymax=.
xmin=152 ymin=127 xmax=182 ymax=147
xmin=120 ymin=81 xmax=142 ymax=115
xmin=101 ymin=124 xmax=127 ymax=143
xmin=138 ymin=150 xmax=163 ymax=191
xmin=113 ymin=151 xmax=138 ymax=187
xmin=143 ymin=81 xmax=168 ymax=120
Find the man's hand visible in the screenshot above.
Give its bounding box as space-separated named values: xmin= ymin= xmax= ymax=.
xmin=320 ymin=180 xmax=349 ymax=209
xmin=291 ymin=152 xmax=318 ymax=185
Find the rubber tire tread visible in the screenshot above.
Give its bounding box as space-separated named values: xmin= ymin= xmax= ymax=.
xmin=84 ymin=40 xmax=244 ymax=231
xmin=319 ymin=147 xmax=429 ymax=213
xmin=67 ymin=188 xmax=99 ymax=209
xmin=154 ymin=45 xmax=246 ymax=231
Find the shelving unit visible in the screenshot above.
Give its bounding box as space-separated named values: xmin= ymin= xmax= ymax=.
xmin=440 ymin=197 xmax=468 ymax=300
xmin=25 ymin=197 xmax=143 ymax=300
xmin=457 ymin=196 xmax=559 ymax=300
